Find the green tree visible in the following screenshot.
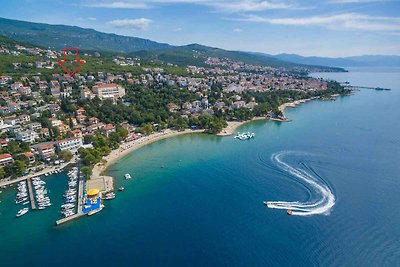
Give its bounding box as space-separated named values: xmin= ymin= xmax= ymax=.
xmin=58 ymin=150 xmax=73 ymax=162
xmin=139 ymin=123 xmax=155 ymax=135
xmin=81 ymin=166 xmax=92 ymax=180
xmin=0 ymin=167 xmax=6 ymax=178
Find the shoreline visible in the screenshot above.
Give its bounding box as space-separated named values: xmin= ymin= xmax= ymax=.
xmin=93 ymin=96 xmax=327 ymax=179
xmin=217 ymin=97 xmax=319 ymax=137
xmin=91 ymin=129 xmax=205 ymax=178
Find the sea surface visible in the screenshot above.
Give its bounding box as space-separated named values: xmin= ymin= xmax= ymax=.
xmin=0 ymin=67 xmax=399 ymax=266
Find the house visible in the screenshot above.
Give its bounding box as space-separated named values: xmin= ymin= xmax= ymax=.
xmin=92 ymin=83 xmax=125 ymax=100
xmin=56 ymin=123 xmax=70 ymax=135
xmin=23 ymin=151 xmax=35 ymax=165
xmin=38 ymin=143 xmax=56 ymax=161
xmin=18 ymin=86 xmax=32 ymax=95
xmin=76 ymin=114 xmax=87 ymax=124
xmin=49 ymin=118 xmax=62 ymax=127
xmin=0 ymin=138 xmax=8 ymax=147
xmin=76 ymin=107 xmax=85 ymax=116
xmin=0 ymin=153 xmax=13 ymax=167
xmin=18 ymin=114 xmax=31 ymax=124
xmin=27 ymin=122 xmax=42 ymax=131
xmin=55 ymin=137 xmax=83 ymax=153
xmin=80 ymin=87 xmax=95 ymax=100
xmin=232 ymin=101 xmax=246 ymax=109
xmin=50 ymin=104 xmax=60 ymax=114
xmin=88 ymin=117 xmax=99 ymax=125
xmin=0 ymin=106 xmax=10 ymax=114
xmin=69 ymin=129 xmax=83 ymax=138
xmin=11 ymin=82 xmax=23 ymax=91
xmin=4 ymin=116 xmax=20 ymax=126
xmin=40 ymin=128 xmax=50 ymax=138
xmin=8 ymin=102 xmax=20 ymax=113
xmin=16 ymin=131 xmax=39 ymax=143
xmin=103 ymin=124 xmax=116 ymax=137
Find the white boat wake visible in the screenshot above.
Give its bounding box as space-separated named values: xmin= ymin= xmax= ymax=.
xmin=265 ymin=152 xmax=335 ymax=216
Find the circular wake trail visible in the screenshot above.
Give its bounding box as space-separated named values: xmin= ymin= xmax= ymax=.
xmin=265 ymin=152 xmax=335 ymax=216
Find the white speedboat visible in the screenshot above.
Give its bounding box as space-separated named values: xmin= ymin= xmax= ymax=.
xmin=124 ymin=173 xmax=132 ymax=179
xmin=16 ymin=208 xmax=29 ymax=217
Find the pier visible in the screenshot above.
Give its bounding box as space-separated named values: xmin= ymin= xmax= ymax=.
xmin=55 ymin=213 xmax=84 ymax=225
xmin=56 ymin=164 xmax=85 ymax=226
xmin=344 ymin=85 xmax=391 ymax=91
xmin=27 ymin=178 xmax=36 ymax=210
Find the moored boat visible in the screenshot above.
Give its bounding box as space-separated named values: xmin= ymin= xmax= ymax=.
xmin=16 ymin=208 xmax=29 ymax=217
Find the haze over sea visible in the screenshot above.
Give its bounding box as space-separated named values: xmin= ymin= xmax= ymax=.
xmin=0 ymin=67 xmax=399 ymax=266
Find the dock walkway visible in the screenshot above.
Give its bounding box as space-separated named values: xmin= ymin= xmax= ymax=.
xmin=27 ymin=178 xmax=36 ymax=210
xmin=56 ymin=164 xmax=85 ymax=226
xmin=56 ymin=213 xmax=84 ymax=225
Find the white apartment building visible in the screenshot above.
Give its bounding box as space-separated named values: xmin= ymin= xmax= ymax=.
xmin=92 ymin=83 xmax=125 ymax=100
xmin=16 ymin=130 xmax=39 ymax=143
xmin=55 ymin=137 xmax=83 ymax=153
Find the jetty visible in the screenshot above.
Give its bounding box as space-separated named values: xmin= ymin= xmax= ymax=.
xmin=344 ymin=85 xmax=391 ymax=91
xmin=27 ymin=178 xmax=36 ymax=210
xmin=56 ymin=213 xmax=84 ymax=225
xmin=55 ymin=165 xmax=85 ymax=226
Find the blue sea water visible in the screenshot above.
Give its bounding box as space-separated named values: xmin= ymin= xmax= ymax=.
xmin=0 ymin=67 xmax=399 ymax=266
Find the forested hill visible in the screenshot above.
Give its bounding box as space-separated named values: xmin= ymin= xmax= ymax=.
xmin=0 ymin=17 xmax=344 ymax=71
xmin=0 ymin=17 xmax=171 ymax=52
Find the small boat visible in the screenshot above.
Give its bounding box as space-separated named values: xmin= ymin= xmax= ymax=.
xmin=16 ymin=208 xmax=29 ymax=217
xmin=22 ymin=201 xmax=29 ymax=205
xmin=87 ymin=205 xmax=104 ymax=216
xmin=118 ymin=187 xmax=125 ymax=191
xmin=104 ymin=193 xmax=116 ymax=200
xmin=287 ymin=210 xmax=293 ymax=215
xmin=124 ymin=173 xmax=132 ymax=179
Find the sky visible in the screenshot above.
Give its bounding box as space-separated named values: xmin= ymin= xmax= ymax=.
xmin=0 ymin=0 xmax=399 ymax=57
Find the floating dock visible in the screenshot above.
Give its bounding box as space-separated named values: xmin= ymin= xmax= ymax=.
xmin=27 ymin=178 xmax=36 ymax=210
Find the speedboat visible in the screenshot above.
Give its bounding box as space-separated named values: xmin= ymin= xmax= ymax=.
xmin=16 ymin=208 xmax=29 ymax=217
xmin=118 ymin=187 xmax=125 ymax=191
xmin=124 ymin=173 xmax=132 ymax=179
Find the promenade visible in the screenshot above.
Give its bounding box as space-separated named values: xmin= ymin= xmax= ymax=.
xmin=0 ymin=158 xmax=76 ymax=187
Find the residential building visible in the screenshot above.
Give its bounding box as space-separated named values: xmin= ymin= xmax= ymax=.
xmin=38 ymin=143 xmax=56 ymax=161
xmin=55 ymin=137 xmax=83 ymax=153
xmin=92 ymin=83 xmax=125 ymax=100
xmin=0 ymin=153 xmax=13 ymax=167
xmin=23 ymin=151 xmax=36 ymax=165
xmin=16 ymin=130 xmax=39 ymax=143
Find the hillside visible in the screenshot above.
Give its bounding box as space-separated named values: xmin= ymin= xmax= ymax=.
xmin=132 ymin=44 xmax=344 ymax=71
xmin=0 ymin=17 xmax=344 ymax=71
xmin=0 ymin=17 xmax=170 ymax=52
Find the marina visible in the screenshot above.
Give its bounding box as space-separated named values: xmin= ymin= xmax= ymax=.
xmin=32 ymin=177 xmax=52 ymax=210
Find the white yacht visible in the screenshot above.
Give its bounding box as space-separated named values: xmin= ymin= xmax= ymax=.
xmin=16 ymin=208 xmax=29 ymax=217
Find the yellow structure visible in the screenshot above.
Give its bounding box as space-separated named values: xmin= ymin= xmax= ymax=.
xmin=87 ymin=188 xmax=100 ymax=197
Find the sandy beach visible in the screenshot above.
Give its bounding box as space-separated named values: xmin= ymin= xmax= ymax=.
xmin=92 ymin=129 xmax=204 ymax=178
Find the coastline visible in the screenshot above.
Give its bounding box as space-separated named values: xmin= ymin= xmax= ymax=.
xmin=93 ymin=95 xmax=336 ymax=179
xmin=92 ymin=129 xmax=204 ymax=178
xmin=217 ymin=97 xmax=319 ymax=137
